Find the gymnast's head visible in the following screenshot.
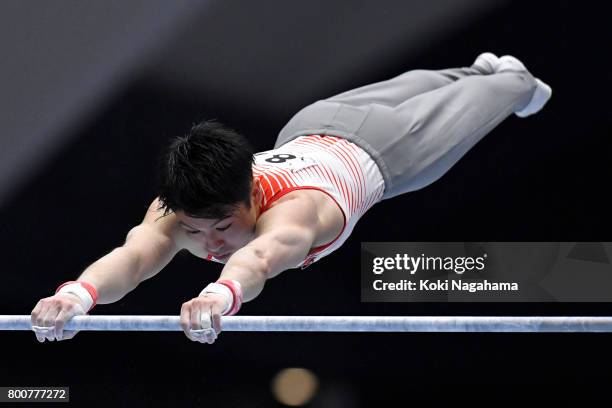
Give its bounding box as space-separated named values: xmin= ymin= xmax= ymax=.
xmin=157 ymin=120 xmax=261 ymax=258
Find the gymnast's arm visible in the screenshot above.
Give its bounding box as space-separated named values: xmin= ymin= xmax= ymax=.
xmin=31 ymin=197 xmax=181 ymax=341
xmin=179 ymin=195 xmax=319 ymax=343
xmin=219 ymin=195 xmax=319 ymax=301
xmin=77 ymin=197 xmax=181 ymax=304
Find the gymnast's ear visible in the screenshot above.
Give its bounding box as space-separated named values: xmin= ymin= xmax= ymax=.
xmin=250 ymin=178 xmax=262 ymax=205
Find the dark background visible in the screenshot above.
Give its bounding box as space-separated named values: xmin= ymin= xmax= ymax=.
xmin=1 ymin=0 xmax=611 ymax=406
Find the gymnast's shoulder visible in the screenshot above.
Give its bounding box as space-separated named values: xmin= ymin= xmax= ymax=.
xmin=126 ymin=197 xmax=186 ymax=252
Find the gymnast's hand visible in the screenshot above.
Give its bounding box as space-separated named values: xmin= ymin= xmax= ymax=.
xmin=30 ymin=293 xmax=86 ymax=342
xmin=179 ymin=293 xmax=226 ymax=344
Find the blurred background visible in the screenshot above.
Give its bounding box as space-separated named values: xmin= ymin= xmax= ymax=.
xmin=1 ymin=0 xmax=611 ymax=405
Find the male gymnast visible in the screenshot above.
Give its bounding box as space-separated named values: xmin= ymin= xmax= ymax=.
xmin=31 ymin=52 xmax=552 ymax=343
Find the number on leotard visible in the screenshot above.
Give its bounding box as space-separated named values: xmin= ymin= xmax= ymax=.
xmin=265 ymin=154 xmax=297 ymax=163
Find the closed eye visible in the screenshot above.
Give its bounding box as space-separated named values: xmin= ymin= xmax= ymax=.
xmin=186 ymin=230 xmax=200 ymax=235
xmin=216 ymin=223 xmax=232 ymax=232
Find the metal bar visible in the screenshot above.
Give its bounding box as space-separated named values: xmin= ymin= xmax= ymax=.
xmin=2 ymin=315 xmax=612 ymax=332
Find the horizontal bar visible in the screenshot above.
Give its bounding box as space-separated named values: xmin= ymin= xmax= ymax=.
xmin=2 ymin=315 xmax=612 ymax=332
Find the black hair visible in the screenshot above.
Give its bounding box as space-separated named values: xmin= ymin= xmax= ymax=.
xmin=157 ymin=120 xmax=254 ymax=219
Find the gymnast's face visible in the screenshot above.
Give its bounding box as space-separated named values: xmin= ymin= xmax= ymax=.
xmin=175 ymin=180 xmax=262 ymax=260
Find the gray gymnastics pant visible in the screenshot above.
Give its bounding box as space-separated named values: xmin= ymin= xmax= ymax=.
xmin=274 ymin=63 xmax=538 ymax=200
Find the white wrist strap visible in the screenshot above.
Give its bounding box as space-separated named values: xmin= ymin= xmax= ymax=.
xmin=57 ymin=283 xmax=94 ymax=312
xmin=199 ymin=283 xmax=233 ymax=315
